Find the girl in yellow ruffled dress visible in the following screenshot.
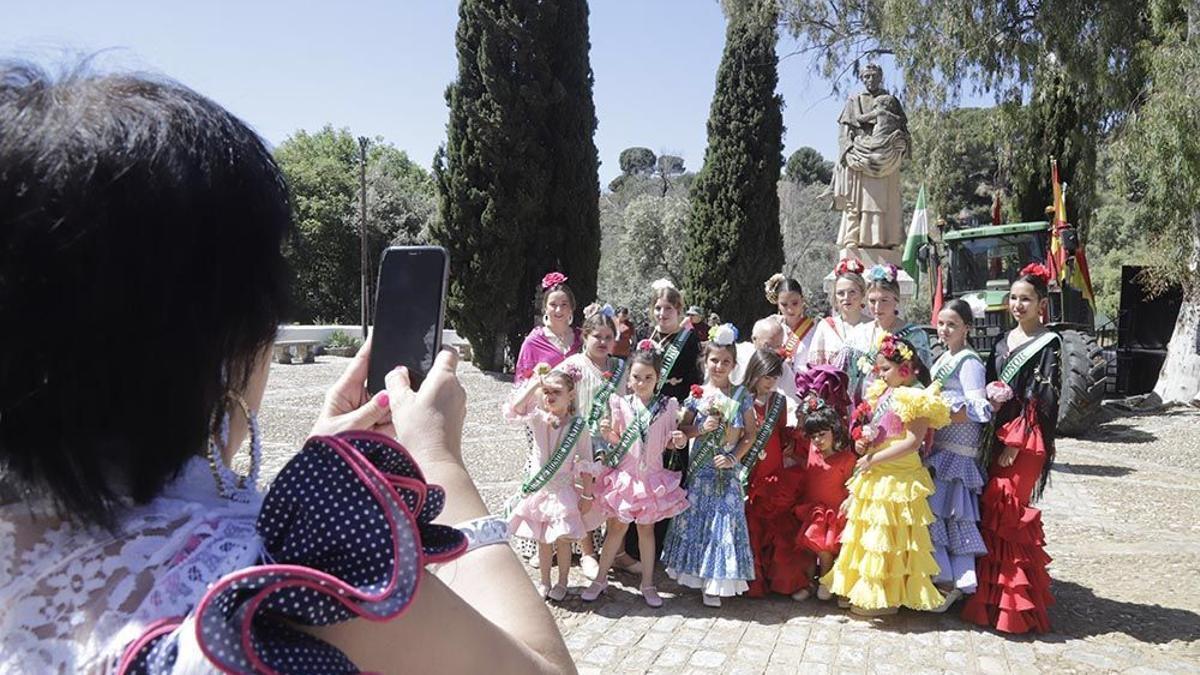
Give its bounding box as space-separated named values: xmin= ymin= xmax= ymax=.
xmin=822 ymin=334 xmax=951 ymax=616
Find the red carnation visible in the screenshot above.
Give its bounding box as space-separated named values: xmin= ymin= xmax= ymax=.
xmin=602 ymin=370 xmax=614 ymax=380
xmin=689 ymin=384 xmax=705 ymax=399
xmin=851 ymin=426 xmax=863 ymax=441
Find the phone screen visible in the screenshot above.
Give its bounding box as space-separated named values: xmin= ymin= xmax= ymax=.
xmin=367 ymin=246 xmax=448 ymax=394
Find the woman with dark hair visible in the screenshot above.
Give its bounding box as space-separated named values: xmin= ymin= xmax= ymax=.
xmin=925 ymin=297 xmax=992 ymax=611
xmin=514 ymin=272 xmax=582 ymax=383
xmin=963 ymin=264 xmax=1060 ymax=634
xmin=0 ymin=64 xmax=573 ymax=674
xmin=764 ymin=273 xmax=816 ymax=372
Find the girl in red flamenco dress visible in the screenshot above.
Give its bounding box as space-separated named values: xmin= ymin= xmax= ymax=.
xmin=962 ymin=264 xmax=1061 ymax=634
xmin=793 ymin=400 xmax=856 ymax=601
xmin=742 ymin=349 xmax=811 ymax=599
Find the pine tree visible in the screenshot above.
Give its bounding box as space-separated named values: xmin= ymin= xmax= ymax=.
xmin=684 ymin=1 xmax=784 ymax=333
xmin=433 ymin=0 xmax=556 ymax=369
xmin=539 ymin=0 xmax=601 ymax=321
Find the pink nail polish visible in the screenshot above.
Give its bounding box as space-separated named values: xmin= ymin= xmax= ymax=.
xmin=377 ymin=393 xmax=390 ymax=409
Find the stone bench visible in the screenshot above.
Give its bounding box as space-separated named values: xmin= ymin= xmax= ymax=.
xmin=273 ymin=340 xmax=320 ymax=364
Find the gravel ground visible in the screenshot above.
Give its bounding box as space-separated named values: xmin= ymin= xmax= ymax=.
xmin=257 ymin=356 xmax=1200 ymax=674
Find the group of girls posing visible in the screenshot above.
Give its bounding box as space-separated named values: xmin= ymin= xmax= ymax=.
xmin=504 ymin=262 xmax=1060 ymax=635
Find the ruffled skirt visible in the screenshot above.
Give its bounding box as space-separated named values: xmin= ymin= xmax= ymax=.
xmin=962 ymin=410 xmax=1054 ymax=633
xmin=661 ymin=464 xmax=754 ymax=596
xmin=746 ymin=466 xmax=810 ymax=596
xmin=796 ymin=502 xmax=847 ymax=554
xmin=925 ymin=428 xmax=988 ymax=592
xmin=597 ymin=464 xmax=689 ymax=525
xmin=508 ymin=481 xmax=605 ymax=544
xmin=820 ymin=452 xmax=944 ymax=610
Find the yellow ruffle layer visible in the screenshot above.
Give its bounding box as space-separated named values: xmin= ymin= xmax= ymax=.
xmin=866 ymin=383 xmax=951 ymax=429
xmin=821 ymin=469 xmax=944 ymax=610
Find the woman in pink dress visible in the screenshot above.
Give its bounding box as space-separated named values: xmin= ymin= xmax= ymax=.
xmin=514 ymin=272 xmax=582 ymax=383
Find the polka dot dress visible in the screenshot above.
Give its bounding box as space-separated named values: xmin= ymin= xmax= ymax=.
xmin=119 ymin=431 xmax=467 ymax=674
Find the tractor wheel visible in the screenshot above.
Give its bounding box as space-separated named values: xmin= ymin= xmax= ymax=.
xmin=1056 ymin=329 xmax=1107 ymax=437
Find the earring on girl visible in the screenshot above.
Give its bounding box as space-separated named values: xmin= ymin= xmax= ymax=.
xmin=206 ymin=391 xmax=262 ymax=503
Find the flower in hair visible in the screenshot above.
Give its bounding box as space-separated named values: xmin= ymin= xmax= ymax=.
xmin=600 ymin=303 xmax=615 ymax=318
xmin=651 ymin=278 xmax=676 ymax=291
xmin=563 ymin=363 xmax=583 ymax=383
xmin=708 ymin=323 xmax=738 ymax=346
xmin=689 ymin=384 xmax=705 ymax=400
xmin=865 ymin=263 xmax=898 ymax=284
xmin=636 ymin=338 xmax=658 ymax=352
xmin=541 ymin=272 xmax=568 ymax=290
xmin=1019 ymin=262 xmax=1052 ymax=284
xmin=835 ymin=258 xmax=866 ymax=276
xmin=803 ymin=396 xmax=826 ymax=413
xmin=764 ymin=273 xmax=786 ymax=304
xmin=876 ymin=333 xmax=914 ymax=362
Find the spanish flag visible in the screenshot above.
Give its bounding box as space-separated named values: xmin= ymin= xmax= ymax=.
xmin=1048 ymin=159 xmax=1067 ymax=281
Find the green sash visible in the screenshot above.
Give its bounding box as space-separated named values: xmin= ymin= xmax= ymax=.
xmin=932 ymin=349 xmax=983 ymax=388
xmin=603 ymin=396 xmax=667 ymax=468
xmin=585 ymin=357 xmax=626 ymax=430
xmin=738 ymin=392 xmax=787 ymax=487
xmin=1000 ymin=332 xmax=1060 ymax=384
xmin=687 ymin=386 xmax=747 ymax=476
xmin=654 ymin=328 xmax=692 ymax=396
xmin=520 ymin=416 xmax=585 ymax=496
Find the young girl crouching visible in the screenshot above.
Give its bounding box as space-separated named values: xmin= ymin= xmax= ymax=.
xmin=582 ymin=344 xmax=690 ymax=607
xmin=505 ymin=368 xmax=603 ymax=601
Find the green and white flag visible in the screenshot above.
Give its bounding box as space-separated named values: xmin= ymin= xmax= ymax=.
xmin=902 ymin=184 xmax=929 ymax=298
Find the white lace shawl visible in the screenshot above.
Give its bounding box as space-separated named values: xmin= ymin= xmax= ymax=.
xmin=0 ymin=457 xmax=263 ymax=674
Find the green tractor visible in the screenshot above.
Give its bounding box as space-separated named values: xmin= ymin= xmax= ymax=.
xmin=930 ymin=220 xmax=1107 ymax=436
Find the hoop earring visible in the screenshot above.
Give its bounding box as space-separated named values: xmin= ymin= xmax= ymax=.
xmin=206 ymin=392 xmax=262 ymax=503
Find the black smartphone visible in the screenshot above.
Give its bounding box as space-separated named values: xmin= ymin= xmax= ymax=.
xmin=367 ymin=246 xmax=449 ymax=394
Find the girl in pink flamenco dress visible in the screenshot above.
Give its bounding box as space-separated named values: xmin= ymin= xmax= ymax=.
xmin=505 ymin=368 xmax=604 ymax=602
xmin=582 ymin=345 xmax=690 ymax=607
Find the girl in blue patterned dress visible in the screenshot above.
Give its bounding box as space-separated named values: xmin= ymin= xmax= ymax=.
xmin=661 ymin=324 xmax=757 ymax=607
xmin=926 ymin=298 xmax=992 ymax=610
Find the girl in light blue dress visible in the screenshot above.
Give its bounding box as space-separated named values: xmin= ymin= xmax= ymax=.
xmin=926 ymin=298 xmax=992 ymax=610
xmin=661 ymin=324 xmax=756 ymax=608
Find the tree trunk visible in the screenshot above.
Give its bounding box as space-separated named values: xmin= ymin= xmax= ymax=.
xmin=1153 ymin=3 xmax=1200 ymax=404
xmin=1153 ymin=209 xmax=1200 ymax=405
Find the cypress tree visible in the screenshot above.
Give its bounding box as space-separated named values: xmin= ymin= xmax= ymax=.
xmin=537 ymin=0 xmax=601 ymax=322
xmin=433 ymin=0 xmax=556 ymax=369
xmin=684 ymin=1 xmax=784 ymax=334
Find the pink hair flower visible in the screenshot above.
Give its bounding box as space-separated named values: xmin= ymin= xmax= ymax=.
xmin=541 ymin=272 xmax=568 ymax=290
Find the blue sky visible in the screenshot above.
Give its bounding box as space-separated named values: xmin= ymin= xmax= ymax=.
xmin=4 ymin=1 xmax=900 ymax=184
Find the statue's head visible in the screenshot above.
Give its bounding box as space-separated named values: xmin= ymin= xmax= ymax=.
xmin=859 ymin=63 xmax=884 ymax=92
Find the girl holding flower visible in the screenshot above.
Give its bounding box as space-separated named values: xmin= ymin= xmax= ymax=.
xmin=962 ymin=264 xmax=1061 ymax=634
xmin=924 ymin=297 xmax=992 ymax=611
xmin=505 ymin=367 xmax=603 ymax=601
xmin=661 ymin=325 xmax=757 ymax=607
xmin=822 ymin=335 xmax=950 ymax=616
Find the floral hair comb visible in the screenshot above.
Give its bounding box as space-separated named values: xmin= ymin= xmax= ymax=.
xmin=865 ymin=263 xmax=899 ymax=284
xmin=541 ymin=272 xmax=568 ymax=290
xmin=707 ymin=323 xmax=739 ymax=346
xmin=835 ymin=258 xmax=866 ymax=276
xmin=1018 ymin=262 xmax=1051 ymax=284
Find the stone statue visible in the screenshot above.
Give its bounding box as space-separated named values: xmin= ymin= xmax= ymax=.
xmin=831 ymin=64 xmax=910 ymax=262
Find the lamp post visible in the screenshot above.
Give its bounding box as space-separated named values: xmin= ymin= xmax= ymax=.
xmin=358 ymin=135 xmax=370 ymax=340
